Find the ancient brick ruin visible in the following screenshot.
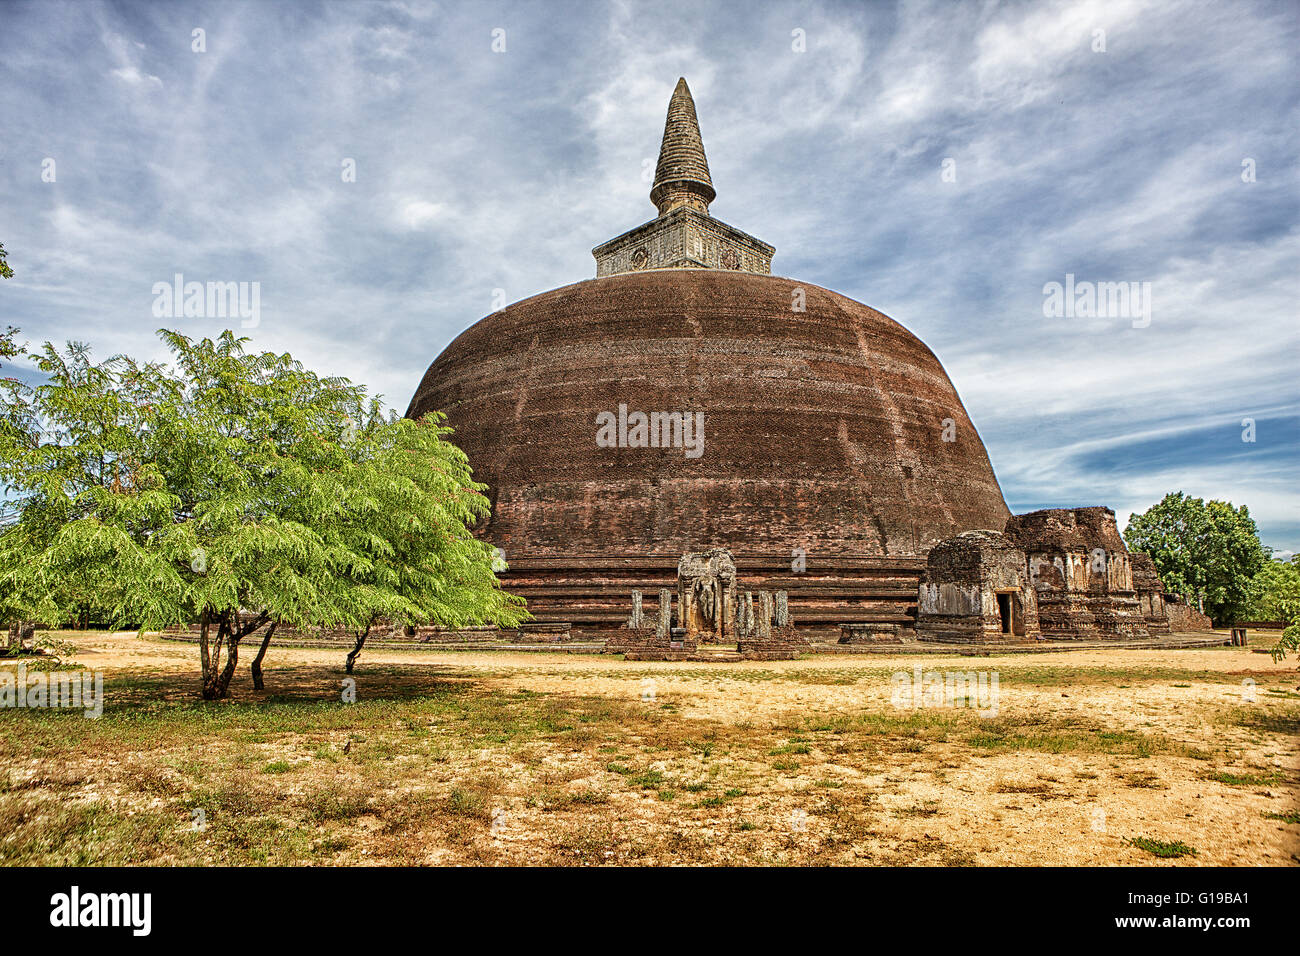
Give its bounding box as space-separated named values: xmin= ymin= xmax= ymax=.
xmin=1130 ymin=552 xmax=1172 ymax=635
xmin=402 ymin=79 xmax=1217 ymax=652
xmin=1003 ymin=508 xmax=1149 ymax=641
xmin=605 ymin=550 xmax=809 ymax=660
xmin=915 ymin=530 xmax=1042 ymax=643
xmin=914 ymin=509 xmax=1184 ymax=643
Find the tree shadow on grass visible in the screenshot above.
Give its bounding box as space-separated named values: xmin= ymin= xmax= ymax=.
xmin=103 ymin=662 xmax=481 ymax=712
xmin=1230 ymin=705 xmax=1300 ymax=737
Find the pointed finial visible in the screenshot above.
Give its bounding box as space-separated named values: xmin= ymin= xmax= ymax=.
xmin=650 ymin=78 xmax=716 ymax=217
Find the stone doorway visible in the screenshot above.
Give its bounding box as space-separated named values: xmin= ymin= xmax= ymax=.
xmin=996 ymin=591 xmax=1014 ymax=635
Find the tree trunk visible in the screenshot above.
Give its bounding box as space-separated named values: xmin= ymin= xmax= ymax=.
xmin=202 ymin=612 xmax=271 ymax=700
xmin=345 ymin=623 xmax=372 ymax=674
xmin=198 ymin=606 xmax=212 ymax=682
xmin=250 ymin=621 xmax=278 ymax=691
xmin=201 ymin=613 xmax=230 ymax=700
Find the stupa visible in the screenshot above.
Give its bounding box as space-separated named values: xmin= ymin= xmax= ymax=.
xmin=406 ymin=79 xmax=1016 ymax=639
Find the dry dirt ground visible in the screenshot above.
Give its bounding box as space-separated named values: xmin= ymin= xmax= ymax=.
xmin=1 ymin=630 xmax=1297 ymax=866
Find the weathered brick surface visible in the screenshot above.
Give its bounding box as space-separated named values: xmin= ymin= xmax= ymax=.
xmin=1003 ymin=507 xmax=1128 ymax=554
xmin=1003 ymin=508 xmax=1149 ymax=641
xmin=840 ymin=623 xmax=914 ymax=644
xmin=915 ymin=529 xmax=1042 ymax=643
xmin=1129 ymin=552 xmax=1172 ymax=634
xmin=1165 ymin=597 xmax=1215 ymax=632
xmin=737 ymin=624 xmax=809 ymax=659
xmin=495 ymin=553 xmax=924 ymax=640
xmin=406 ymin=270 xmax=1010 ymax=562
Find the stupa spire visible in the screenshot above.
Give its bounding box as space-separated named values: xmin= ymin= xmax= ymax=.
xmin=591 ymin=77 xmax=772 ymax=276
xmin=650 ymin=77 xmax=716 ymax=217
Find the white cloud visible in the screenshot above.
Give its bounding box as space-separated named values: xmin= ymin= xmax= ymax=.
xmin=4 ymin=0 xmax=1297 ymax=551
xmin=110 ymin=66 xmax=162 ymax=86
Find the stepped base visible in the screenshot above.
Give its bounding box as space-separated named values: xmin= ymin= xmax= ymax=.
xmin=498 ymin=553 xmax=923 ymax=640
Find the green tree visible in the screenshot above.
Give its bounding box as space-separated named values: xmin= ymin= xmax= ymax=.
xmin=1 ymin=328 xmax=20 ymax=365
xmin=0 ymin=341 xmax=167 ymax=637
xmin=1 ymin=338 xmax=118 ymax=643
xmin=0 ymin=242 xmax=13 ymax=280
xmin=0 ymin=330 xmax=525 ymax=698
xmin=1123 ymin=492 xmax=1268 ymax=626
xmin=1246 ymin=556 xmax=1300 ymax=623
xmin=1246 ymin=555 xmax=1300 ymax=667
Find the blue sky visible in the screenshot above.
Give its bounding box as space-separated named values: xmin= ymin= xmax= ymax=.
xmin=2 ymin=0 xmax=1297 ymax=553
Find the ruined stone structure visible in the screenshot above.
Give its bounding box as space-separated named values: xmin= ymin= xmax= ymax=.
xmin=1164 ymin=595 xmax=1215 ymax=633
xmin=1127 ymin=554 xmax=1215 ymax=633
xmin=405 ymin=79 xmax=1203 ymax=648
xmin=1001 ymin=508 xmax=1148 ymax=641
xmin=606 ymin=587 xmax=698 ymax=660
xmin=608 ymin=549 xmax=807 ymax=659
xmin=734 ymin=586 xmax=810 ymax=659
xmin=911 ymin=509 xmax=1207 ymax=644
xmin=915 ymin=530 xmax=1042 ymax=643
xmin=1129 ymin=552 xmax=1172 ymax=635
xmin=677 ymin=549 xmax=737 ymax=642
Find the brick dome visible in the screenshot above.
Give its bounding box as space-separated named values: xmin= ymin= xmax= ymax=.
xmin=406 ymin=269 xmax=1009 ymax=559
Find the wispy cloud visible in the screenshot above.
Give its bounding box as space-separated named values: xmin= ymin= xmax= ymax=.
xmin=1 ymin=0 xmax=1296 ymax=549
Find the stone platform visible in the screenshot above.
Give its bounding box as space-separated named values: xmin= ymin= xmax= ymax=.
xmin=497 ymin=553 xmax=924 ymax=642
xmin=808 ymin=632 xmax=1230 ymax=655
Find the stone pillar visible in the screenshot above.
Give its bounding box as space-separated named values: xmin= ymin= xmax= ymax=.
xmin=757 ymin=591 xmax=773 ymax=639
xmin=628 ymin=590 xmax=644 ymax=629
xmin=656 ymin=588 xmax=672 ymax=639
xmin=775 ymin=591 xmax=789 ymax=627
xmin=737 ymin=591 xmax=754 ymax=638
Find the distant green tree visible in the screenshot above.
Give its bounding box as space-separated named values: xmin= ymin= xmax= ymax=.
xmin=1247 ymin=556 xmax=1300 ymax=667
xmin=1247 ymin=556 xmax=1300 ymax=622
xmin=0 ymin=330 xmax=526 ymax=698
xmin=1123 ymin=492 xmax=1268 ymax=626
xmin=0 ymin=242 xmax=13 ymax=280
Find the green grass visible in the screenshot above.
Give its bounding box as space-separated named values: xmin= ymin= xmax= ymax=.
xmin=770 ymin=742 xmax=811 ymax=755
xmin=629 ymin=770 xmax=665 ymax=790
xmin=1262 ymin=811 xmax=1300 ymax=824
xmin=1129 ymin=836 xmax=1198 ymax=859
xmin=1206 ymin=769 xmax=1287 ymax=787
xmin=967 ymin=717 xmax=1175 ymax=757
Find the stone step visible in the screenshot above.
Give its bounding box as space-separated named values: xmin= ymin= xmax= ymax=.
xmin=499 ymin=554 xmax=926 ymax=572
xmin=507 ymin=584 xmax=919 ymax=599
xmin=522 ymin=607 xmax=916 ymax=627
